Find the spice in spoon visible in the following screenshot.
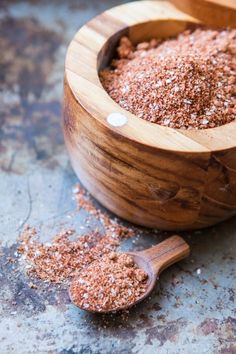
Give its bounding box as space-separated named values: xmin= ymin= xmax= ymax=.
xmin=69 ymin=252 xmax=148 ymax=312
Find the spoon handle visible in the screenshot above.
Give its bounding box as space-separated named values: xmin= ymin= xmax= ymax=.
xmin=139 ymin=235 xmax=190 ymax=275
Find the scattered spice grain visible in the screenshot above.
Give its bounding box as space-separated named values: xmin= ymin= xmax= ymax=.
xmin=73 ymin=184 xmax=135 ymax=239
xmin=18 ymin=227 xmax=119 ymax=283
xmin=70 ymin=252 xmax=148 ymax=312
xmin=100 ymin=28 xmax=236 ymax=129
xmin=18 ymin=185 xmax=135 ymax=283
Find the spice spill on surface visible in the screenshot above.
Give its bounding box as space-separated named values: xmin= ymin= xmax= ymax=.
xmin=70 ymin=252 xmax=148 ymax=312
xmin=73 ymin=184 xmax=135 ymax=240
xmin=100 ymin=28 xmax=236 ymax=129
xmin=18 ymin=185 xmax=135 ymax=284
xmin=18 ymin=227 xmax=120 ymax=283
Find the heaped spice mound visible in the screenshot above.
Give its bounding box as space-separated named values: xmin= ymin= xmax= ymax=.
xmin=70 ymin=252 xmax=148 ymax=312
xmin=100 ymin=28 xmax=236 ymax=129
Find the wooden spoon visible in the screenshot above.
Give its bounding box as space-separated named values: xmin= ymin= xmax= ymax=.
xmin=125 ymin=235 xmax=190 ymax=309
xmin=69 ymin=235 xmax=190 ymax=313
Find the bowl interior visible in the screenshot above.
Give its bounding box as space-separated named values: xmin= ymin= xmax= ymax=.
xmin=98 ymin=19 xmax=198 ymax=70
xmin=96 ymin=18 xmax=236 ymax=152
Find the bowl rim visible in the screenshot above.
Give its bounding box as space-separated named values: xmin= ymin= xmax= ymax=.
xmin=65 ymin=0 xmax=236 ymax=154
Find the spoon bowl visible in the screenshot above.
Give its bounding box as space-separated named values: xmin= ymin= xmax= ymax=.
xmin=69 ymin=235 xmax=190 ymax=313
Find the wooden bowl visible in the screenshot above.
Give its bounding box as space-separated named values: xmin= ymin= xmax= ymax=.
xmin=63 ymin=1 xmax=236 ymax=230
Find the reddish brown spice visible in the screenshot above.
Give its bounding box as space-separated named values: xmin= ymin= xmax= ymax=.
xmin=70 ymin=252 xmax=148 ymax=312
xmin=18 ymin=185 xmax=135 ymax=283
xmin=100 ymin=28 xmax=236 ymax=129
xmin=73 ymin=184 xmax=135 ymax=239
xmin=18 ymin=227 xmax=120 ymax=283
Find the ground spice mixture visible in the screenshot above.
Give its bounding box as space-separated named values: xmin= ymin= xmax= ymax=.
xmin=100 ymin=28 xmax=236 ymax=129
xmin=18 ymin=227 xmax=120 ymax=283
xmin=70 ymin=252 xmax=148 ymax=312
xmin=18 ymin=185 xmax=135 ymax=283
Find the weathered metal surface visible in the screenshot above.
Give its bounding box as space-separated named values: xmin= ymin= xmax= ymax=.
xmin=0 ymin=1 xmax=235 ymax=353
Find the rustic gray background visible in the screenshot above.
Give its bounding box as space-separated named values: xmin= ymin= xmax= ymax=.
xmin=0 ymin=1 xmax=235 ymax=353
